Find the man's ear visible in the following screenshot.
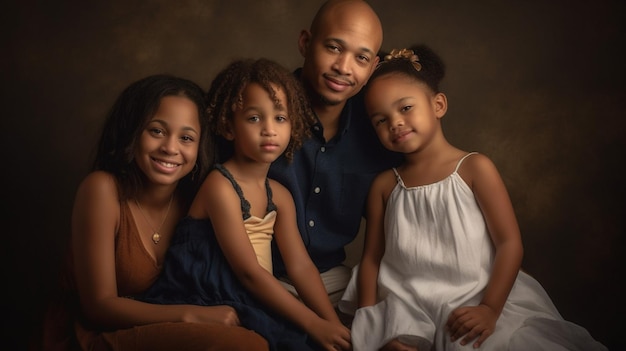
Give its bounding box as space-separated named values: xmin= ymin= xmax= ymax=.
xmin=434 ymin=92 xmax=448 ymax=119
xmin=298 ymin=30 xmax=311 ymax=57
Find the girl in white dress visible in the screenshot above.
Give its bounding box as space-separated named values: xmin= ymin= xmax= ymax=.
xmin=338 ymin=45 xmax=607 ymax=351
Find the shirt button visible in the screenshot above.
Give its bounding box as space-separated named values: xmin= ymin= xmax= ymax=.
xmin=320 ymin=146 xmax=326 ymax=152
xmin=314 ymin=187 xmax=321 ymax=194
xmin=308 ymin=220 xmax=315 ymax=227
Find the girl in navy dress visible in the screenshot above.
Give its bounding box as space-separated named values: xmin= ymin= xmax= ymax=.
xmin=142 ymin=58 xmax=351 ymax=351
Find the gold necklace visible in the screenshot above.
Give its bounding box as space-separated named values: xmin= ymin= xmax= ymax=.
xmin=134 ymin=194 xmax=173 ymax=244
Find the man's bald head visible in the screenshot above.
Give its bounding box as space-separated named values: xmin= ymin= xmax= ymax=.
xmin=310 ymin=0 xmax=383 ymax=51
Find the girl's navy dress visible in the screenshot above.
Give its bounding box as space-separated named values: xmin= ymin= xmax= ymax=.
xmin=141 ymin=164 xmax=320 ymax=351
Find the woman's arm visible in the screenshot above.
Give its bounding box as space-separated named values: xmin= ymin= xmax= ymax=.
xmin=72 ymin=171 xmax=240 ymax=330
xmin=357 ymin=172 xmax=391 ymax=308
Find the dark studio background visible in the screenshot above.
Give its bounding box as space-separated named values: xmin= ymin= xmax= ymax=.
xmin=2 ymin=1 xmax=624 ymax=350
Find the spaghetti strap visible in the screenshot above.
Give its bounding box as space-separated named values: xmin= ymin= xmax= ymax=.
xmin=214 ymin=164 xmax=276 ymax=220
xmin=214 ymin=164 xmax=252 ymax=219
xmin=391 ymin=168 xmax=407 ymax=188
xmin=265 ymin=180 xmax=276 ymax=213
xmin=454 ymin=152 xmax=479 ymax=173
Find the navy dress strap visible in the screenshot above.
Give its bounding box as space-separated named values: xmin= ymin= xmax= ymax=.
xmin=214 ymin=164 xmax=276 ymax=220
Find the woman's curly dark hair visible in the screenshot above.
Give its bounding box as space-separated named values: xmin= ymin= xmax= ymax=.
xmin=206 ymin=58 xmax=315 ymax=162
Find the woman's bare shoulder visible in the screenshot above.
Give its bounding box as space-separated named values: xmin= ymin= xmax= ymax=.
xmin=76 ymin=171 xmax=118 ymax=199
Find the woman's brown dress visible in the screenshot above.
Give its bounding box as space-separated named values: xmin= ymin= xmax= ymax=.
xmin=42 ymin=202 xmax=268 ymax=351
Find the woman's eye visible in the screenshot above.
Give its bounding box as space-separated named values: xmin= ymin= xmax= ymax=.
xmin=401 ymin=105 xmax=412 ymax=112
xmin=149 ymin=128 xmax=164 ymax=136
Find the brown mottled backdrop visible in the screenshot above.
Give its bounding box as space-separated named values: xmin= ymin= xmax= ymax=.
xmin=3 ymin=1 xmax=624 ymax=349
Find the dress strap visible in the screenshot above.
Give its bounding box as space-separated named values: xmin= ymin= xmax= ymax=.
xmin=454 ymin=152 xmax=479 ymax=173
xmin=391 ymin=168 xmax=406 ymax=187
xmin=214 ymin=164 xmax=276 ymax=220
xmin=265 ymin=178 xmax=276 ymax=213
xmin=214 ymin=164 xmax=251 ymax=220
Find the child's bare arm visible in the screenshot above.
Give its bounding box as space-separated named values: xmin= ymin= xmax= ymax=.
xmin=448 ymin=154 xmax=523 ymax=348
xmin=469 ymin=154 xmax=523 ymax=317
xmin=271 ymin=180 xmax=351 ymax=350
xmin=357 ymin=172 xmax=390 ymax=308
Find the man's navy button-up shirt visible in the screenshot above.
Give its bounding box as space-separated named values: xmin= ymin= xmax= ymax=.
xmin=269 ymin=78 xmax=402 ymax=276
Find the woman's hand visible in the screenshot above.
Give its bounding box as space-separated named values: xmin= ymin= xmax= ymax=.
xmin=182 ymin=304 xmax=241 ymax=326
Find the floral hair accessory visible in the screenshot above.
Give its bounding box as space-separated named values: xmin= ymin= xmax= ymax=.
xmin=383 ymin=48 xmax=422 ymax=72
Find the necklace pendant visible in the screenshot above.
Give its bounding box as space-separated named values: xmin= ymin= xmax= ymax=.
xmin=134 ymin=195 xmax=172 ymax=246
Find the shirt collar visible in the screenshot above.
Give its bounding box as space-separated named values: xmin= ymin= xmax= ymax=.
xmin=310 ymin=101 xmax=352 ymax=142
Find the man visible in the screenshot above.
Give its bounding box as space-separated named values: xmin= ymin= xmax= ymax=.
xmin=269 ymin=0 xmax=402 ymax=305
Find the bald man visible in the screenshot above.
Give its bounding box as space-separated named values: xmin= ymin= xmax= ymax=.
xmin=269 ymin=0 xmax=402 ymax=307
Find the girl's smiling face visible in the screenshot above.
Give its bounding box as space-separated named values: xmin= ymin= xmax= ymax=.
xmin=366 ymin=73 xmax=447 ymax=154
xmin=135 ymin=95 xmax=201 ymax=186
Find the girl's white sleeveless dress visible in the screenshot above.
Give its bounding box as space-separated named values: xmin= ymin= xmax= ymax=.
xmin=339 ymin=153 xmax=606 ymax=351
